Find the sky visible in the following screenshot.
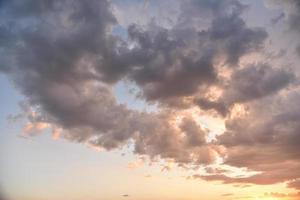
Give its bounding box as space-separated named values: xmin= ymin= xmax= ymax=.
xmin=0 ymin=0 xmax=300 ymax=200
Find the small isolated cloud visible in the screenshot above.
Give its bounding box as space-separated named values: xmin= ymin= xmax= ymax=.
xmin=222 ymin=193 xmax=234 ymax=197
xmin=127 ymin=158 xmax=145 ymax=170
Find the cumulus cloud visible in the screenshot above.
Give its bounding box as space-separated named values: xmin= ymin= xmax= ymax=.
xmin=205 ymin=87 xmax=300 ymax=189
xmin=196 ymin=63 xmax=294 ymax=116
xmin=1 ymin=0 xmax=300 ymax=193
xmin=0 ymin=0 xmax=217 ymax=166
xmin=0 ymin=0 xmax=246 ymax=161
xmin=124 ymin=0 xmax=267 ymax=104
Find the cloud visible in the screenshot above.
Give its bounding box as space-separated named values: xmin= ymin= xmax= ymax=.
xmin=1 ymin=0 xmax=300 ymax=193
xmin=0 ymin=0 xmax=235 ymax=166
xmin=22 ymin=121 xmax=49 ymax=135
xmin=132 ymin=115 xmax=218 ymax=165
xmin=222 ymin=193 xmax=234 ymax=197
xmin=209 ymin=88 xmax=300 ymax=188
xmin=196 ymin=63 xmax=294 ymax=116
xmin=223 ymin=63 xmax=293 ymax=103
xmin=121 ymin=0 xmax=267 ymax=104
xmin=264 ymin=192 xmax=300 ymax=198
xmin=271 ymin=12 xmax=285 ymax=25
xmin=127 ymin=157 xmax=145 ymax=170
xmin=193 ymin=161 xmax=300 ymax=185
xmin=288 ymin=180 xmax=300 ymax=190
xmin=266 ymin=0 xmax=300 ymax=57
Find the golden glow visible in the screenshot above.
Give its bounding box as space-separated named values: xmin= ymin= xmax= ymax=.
xmin=22 ymin=122 xmax=49 ymax=134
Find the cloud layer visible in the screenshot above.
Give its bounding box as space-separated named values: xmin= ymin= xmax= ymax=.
xmin=1 ymin=0 xmax=300 ymax=193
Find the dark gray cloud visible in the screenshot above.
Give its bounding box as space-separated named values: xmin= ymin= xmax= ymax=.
xmin=125 ymin=22 xmax=217 ymax=101
xmin=224 ymin=63 xmax=293 ymax=103
xmin=0 ymin=0 xmax=224 ymax=166
xmin=113 ymin=0 xmax=267 ymax=106
xmin=0 ymin=0 xmax=143 ymax=150
xmin=0 ymin=0 xmax=270 ymax=113
xmin=196 ymin=63 xmax=294 ymax=116
xmin=194 ymin=98 xmax=227 ymax=117
xmin=0 ymin=0 xmax=134 ymax=149
xmin=209 ymin=13 xmax=267 ymax=65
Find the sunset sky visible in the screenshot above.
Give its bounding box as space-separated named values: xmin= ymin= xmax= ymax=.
xmin=1 ymin=0 xmax=300 ymax=200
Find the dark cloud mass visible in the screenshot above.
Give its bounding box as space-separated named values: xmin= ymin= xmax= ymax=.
xmin=1 ymin=0 xmax=300 ymax=192
xmin=196 ymin=62 xmax=294 ymax=117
